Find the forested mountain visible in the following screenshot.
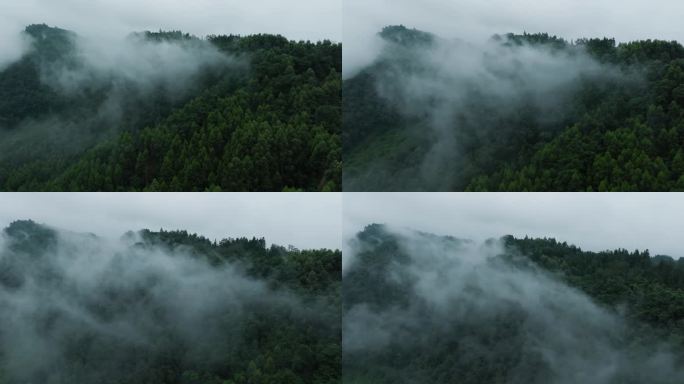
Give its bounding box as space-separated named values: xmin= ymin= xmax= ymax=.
xmin=0 ymin=220 xmax=341 ymax=383
xmin=344 ymin=25 xmax=684 ymax=191
xmin=343 ymin=224 xmax=684 ymax=383
xmin=0 ymin=24 xmax=341 ymax=191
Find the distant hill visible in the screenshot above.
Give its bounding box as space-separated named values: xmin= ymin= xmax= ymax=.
xmin=343 ymin=224 xmax=684 ymax=383
xmin=344 ymin=25 xmax=684 ymax=191
xmin=0 ymin=219 xmax=341 ymax=383
xmin=0 ymin=24 xmax=341 ymax=191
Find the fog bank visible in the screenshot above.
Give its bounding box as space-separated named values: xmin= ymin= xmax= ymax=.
xmin=0 ymin=221 xmax=307 ymax=382
xmin=343 ymin=193 xmax=684 ymax=271
xmin=343 ymin=225 xmax=684 ymax=383
xmin=344 ymin=0 xmax=684 ymax=76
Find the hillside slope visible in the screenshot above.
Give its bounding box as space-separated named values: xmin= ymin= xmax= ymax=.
xmin=0 ymin=220 xmax=341 ymax=383
xmin=0 ymin=24 xmax=341 ymax=191
xmin=344 ymin=25 xmax=684 ymax=191
xmin=343 ymin=224 xmax=684 ymax=383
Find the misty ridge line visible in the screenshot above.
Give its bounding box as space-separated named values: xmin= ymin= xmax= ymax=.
xmin=1 ymin=20 xmax=338 ymax=133
xmin=342 ymin=25 xmax=655 ymax=191
xmin=0 ymin=219 xmax=340 ymax=382
xmin=2 ymin=21 xmax=339 ymax=77
xmin=0 ymin=22 xmax=343 ymax=192
xmin=346 ymin=222 xmax=684 ymax=285
xmin=0 ymin=23 xmax=247 ymax=167
xmin=343 ymin=224 xmax=684 ymax=384
xmin=10 ymin=23 xmax=245 ymax=112
xmin=10 ymin=24 xmax=244 ymax=94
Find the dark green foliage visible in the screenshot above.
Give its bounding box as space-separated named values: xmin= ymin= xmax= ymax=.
xmin=0 ymin=220 xmax=341 ymax=383
xmin=344 ymin=26 xmax=684 ymax=191
xmin=378 ymin=25 xmax=435 ymax=47
xmin=0 ymin=24 xmax=341 ymax=191
xmin=497 ymin=31 xmax=568 ymax=49
xmin=343 ymin=225 xmax=684 ymax=383
xmin=504 ymin=235 xmax=684 ymax=336
xmin=0 ymin=25 xmax=75 ymax=127
xmin=138 ymin=30 xmax=196 ymax=42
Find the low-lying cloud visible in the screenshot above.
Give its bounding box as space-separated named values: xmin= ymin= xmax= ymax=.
xmin=344 ymin=0 xmax=684 ymax=77
xmin=0 ymin=25 xmax=241 ymax=169
xmin=1 ymin=0 xmax=341 ymax=46
xmin=343 ymin=225 xmax=684 ymax=383
xmin=41 ymin=31 xmax=233 ymax=97
xmin=346 ymin=29 xmax=629 ymax=190
xmin=0 ymin=221 xmax=309 ymax=382
xmin=0 ymin=25 xmax=31 ymax=71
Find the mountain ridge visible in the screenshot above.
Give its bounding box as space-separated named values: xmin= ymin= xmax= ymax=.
xmin=0 ymin=24 xmax=342 ymax=191
xmin=344 ymin=224 xmax=684 ymax=383
xmin=344 ymin=25 xmax=684 ymax=191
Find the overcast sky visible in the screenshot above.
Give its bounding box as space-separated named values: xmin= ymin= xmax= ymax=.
xmin=0 ymin=193 xmax=341 ymax=250
xmin=344 ymin=0 xmax=684 ymax=76
xmin=0 ymin=0 xmax=340 ymax=42
xmin=344 ymin=193 xmax=684 ymax=259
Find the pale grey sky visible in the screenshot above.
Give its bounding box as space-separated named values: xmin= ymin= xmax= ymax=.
xmin=344 ymin=0 xmax=684 ymax=76
xmin=344 ymin=193 xmax=684 ymax=261
xmin=1 ymin=0 xmax=341 ymax=40
xmin=0 ymin=193 xmax=342 ymax=250
xmin=0 ymin=0 xmax=341 ymax=68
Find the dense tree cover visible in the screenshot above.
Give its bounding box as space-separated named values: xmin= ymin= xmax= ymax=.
xmin=505 ymin=235 xmax=684 ymax=339
xmin=137 ymin=226 xmax=342 ymax=296
xmin=0 ymin=25 xmax=76 ymax=126
xmin=0 ymin=24 xmax=341 ymax=191
xmin=343 ymin=224 xmax=684 ymax=383
xmin=344 ymin=25 xmax=684 ymax=191
xmin=0 ymin=220 xmax=340 ymax=383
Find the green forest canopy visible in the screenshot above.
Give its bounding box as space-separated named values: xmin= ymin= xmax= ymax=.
xmin=0 ymin=24 xmax=341 ymax=192
xmin=344 ymin=25 xmax=684 ymax=191
xmin=343 ymin=224 xmax=684 ymax=383
xmin=0 ymin=220 xmax=341 ymax=383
